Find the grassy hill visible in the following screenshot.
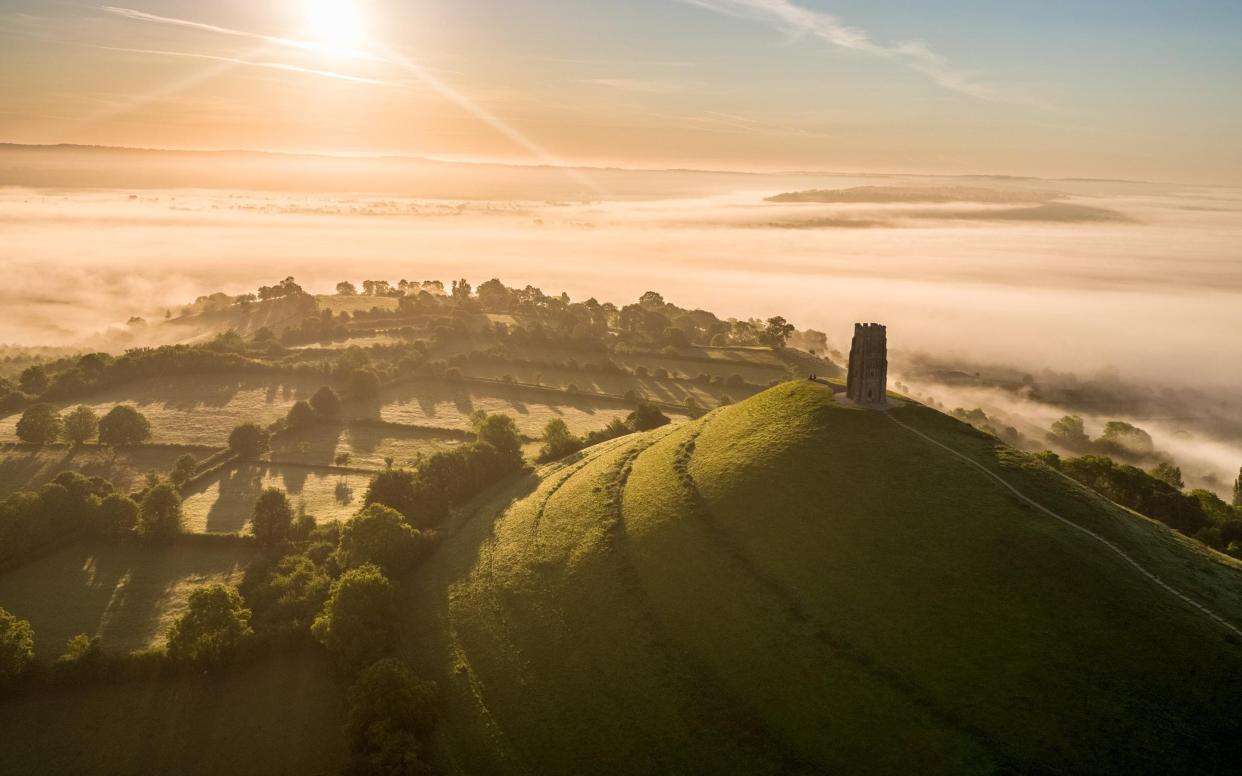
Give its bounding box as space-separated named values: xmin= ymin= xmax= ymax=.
xmin=401 ymin=380 xmax=1242 ymax=775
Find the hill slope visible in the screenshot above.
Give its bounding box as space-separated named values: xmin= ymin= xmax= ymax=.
xmin=402 ymin=381 xmax=1242 ymax=775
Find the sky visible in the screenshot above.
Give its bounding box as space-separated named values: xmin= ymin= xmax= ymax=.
xmin=1 ymin=1 xmax=1241 ymax=182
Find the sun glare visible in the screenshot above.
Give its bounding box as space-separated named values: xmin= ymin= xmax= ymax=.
xmin=305 ymin=0 xmax=366 ymax=50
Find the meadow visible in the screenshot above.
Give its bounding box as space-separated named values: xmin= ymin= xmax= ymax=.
xmin=0 ymin=541 xmax=252 ymax=657
xmin=0 ymin=373 xmax=323 ymax=447
xmin=270 ymin=422 xmax=470 ymax=471
xmin=0 ymin=444 xmax=218 ymax=496
xmin=180 ymin=464 xmax=373 ymax=533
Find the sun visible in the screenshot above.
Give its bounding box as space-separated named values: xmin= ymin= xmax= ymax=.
xmin=304 ymin=0 xmax=367 ymax=50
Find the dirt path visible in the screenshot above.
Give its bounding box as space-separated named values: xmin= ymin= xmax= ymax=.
xmin=886 ymin=412 xmax=1242 ymax=640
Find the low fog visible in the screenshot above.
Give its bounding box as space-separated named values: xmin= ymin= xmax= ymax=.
xmin=1 ymin=148 xmax=1240 ymax=491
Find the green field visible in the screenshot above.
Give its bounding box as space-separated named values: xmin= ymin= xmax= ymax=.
xmin=455 ymin=362 xmax=748 ymax=407
xmin=376 ymin=380 xmax=690 ymax=436
xmin=0 ymin=651 xmax=345 ymax=775
xmin=0 ymin=541 xmax=252 ymax=657
xmin=0 ymin=373 xmax=324 ymax=447
xmin=270 ymin=423 xmax=468 ymax=471
xmin=400 ymin=381 xmax=1242 ymax=774
xmin=181 ymin=464 xmax=372 ymax=533
xmin=0 ymin=444 xmax=219 ymax=497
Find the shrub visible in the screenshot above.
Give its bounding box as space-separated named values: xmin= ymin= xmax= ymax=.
xmin=336 ymin=504 xmax=426 ymax=575
xmin=166 ymin=584 xmax=253 ymax=669
xmin=137 ymin=483 xmax=183 ymax=539
xmin=0 ymin=607 xmax=35 ymax=686
xmin=229 ymin=423 xmax=271 ymax=460
xmin=347 ymin=659 xmax=438 ymax=774
xmin=251 ymin=488 xmax=295 ymax=548
xmin=312 ymin=565 xmax=398 ymax=670
xmin=16 ymin=403 xmax=62 ymax=445
xmin=98 ymin=405 xmax=152 ymax=446
xmin=538 ymin=418 xmax=581 ymax=463
xmin=170 ymin=453 xmax=198 ymax=487
xmin=63 ymin=405 xmax=99 ymax=445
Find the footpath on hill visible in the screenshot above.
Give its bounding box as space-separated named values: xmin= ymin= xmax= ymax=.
xmin=884 ymin=411 xmax=1242 ymax=640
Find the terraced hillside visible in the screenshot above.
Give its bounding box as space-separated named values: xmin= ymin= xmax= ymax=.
xmin=402 ymin=381 xmax=1242 ymax=775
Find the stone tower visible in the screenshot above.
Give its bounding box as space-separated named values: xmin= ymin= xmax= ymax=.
xmin=846 ymin=323 xmax=888 ymax=405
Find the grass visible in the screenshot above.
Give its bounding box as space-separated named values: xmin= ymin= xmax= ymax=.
xmin=375 ymin=380 xmax=690 ymax=436
xmin=400 ymin=380 xmax=1242 ymax=774
xmin=0 ymin=651 xmax=345 ymax=775
xmin=180 ymin=463 xmax=372 ymax=533
xmin=0 ymin=541 xmax=252 ymax=657
xmin=270 ymin=423 xmax=468 ymax=471
xmin=455 ymin=361 xmax=747 ymax=407
xmin=0 ymin=444 xmax=219 ymax=496
xmin=315 ymin=293 xmax=400 ymax=315
xmin=0 ymin=373 xmax=324 ymax=447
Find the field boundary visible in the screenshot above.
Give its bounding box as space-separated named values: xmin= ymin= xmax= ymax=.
xmin=886 ymin=412 xmax=1242 ymax=640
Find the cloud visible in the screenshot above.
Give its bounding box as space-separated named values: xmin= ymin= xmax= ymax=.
xmin=679 ymin=0 xmax=1032 ymax=104
xmin=85 ymin=44 xmax=401 ymax=87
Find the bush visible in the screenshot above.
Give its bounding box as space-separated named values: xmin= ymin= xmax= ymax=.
xmin=170 ymin=453 xmax=198 ymax=487
xmin=251 ymin=488 xmax=295 ymax=548
xmin=0 ymin=607 xmax=35 ymax=686
xmin=229 ymin=423 xmax=271 ymax=460
xmin=137 ymin=483 xmax=183 ymax=539
xmin=166 ymin=584 xmax=253 ymax=669
xmin=347 ymin=659 xmax=438 ymax=774
xmin=312 ymin=565 xmax=398 ymax=670
xmin=538 ymin=418 xmax=581 ymax=463
xmin=336 ymin=504 xmax=426 ymax=575
xmin=63 ymin=405 xmax=99 ymax=445
xmin=16 ymin=403 xmax=62 ymax=445
xmin=98 ymin=405 xmax=152 ymax=446
xmin=475 ymin=413 xmax=523 ymax=463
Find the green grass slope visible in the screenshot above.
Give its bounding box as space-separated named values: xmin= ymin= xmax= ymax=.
xmin=403 ymin=381 xmax=1242 ymax=775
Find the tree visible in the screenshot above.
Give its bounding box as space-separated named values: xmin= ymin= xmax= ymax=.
xmin=638 ymin=291 xmax=665 ymax=308
xmin=16 ymin=403 xmax=62 ymax=445
xmin=762 ymin=316 xmax=796 ymax=348
xmin=1100 ymin=421 xmax=1155 ymax=458
xmin=347 ymin=659 xmax=438 ymax=774
xmin=1150 ymin=462 xmax=1184 ymax=490
xmin=364 ymin=468 xmax=420 ymax=519
xmin=1234 ymin=467 xmax=1242 ymax=509
xmin=627 ymin=401 xmax=670 ymax=432
xmin=137 ymin=483 xmax=183 ymax=539
xmin=1048 ymin=415 xmax=1092 ymax=452
xmin=97 ymin=493 xmax=139 ymax=537
xmin=63 ymin=406 xmax=99 ymax=446
xmin=18 ymin=365 xmax=49 ymax=395
xmin=475 ymin=413 xmax=522 ymax=463
xmin=310 ymin=386 xmax=343 ymax=419
xmin=538 ymin=419 xmax=580 ymax=462
xmin=286 ymin=400 xmax=317 ymax=429
xmin=336 ymin=281 xmax=358 ymax=296
xmin=98 ymin=405 xmax=151 ymax=446
xmin=166 ymin=584 xmax=253 ymax=669
xmin=170 ymin=453 xmax=198 ymax=487
xmin=251 ymin=488 xmax=294 ymax=549
xmin=229 ymin=423 xmax=270 ymax=460
xmin=336 ymin=504 xmax=425 ymax=574
xmin=0 ymin=607 xmax=35 ymax=686
xmin=349 ymin=369 xmax=382 ymax=399
xmin=311 ymin=565 xmax=398 ymax=669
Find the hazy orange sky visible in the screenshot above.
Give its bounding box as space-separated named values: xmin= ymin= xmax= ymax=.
xmin=1 ymin=1 xmax=1241 ymax=182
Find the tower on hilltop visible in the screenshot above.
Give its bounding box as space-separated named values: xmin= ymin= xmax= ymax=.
xmin=846 ymin=323 xmax=887 ymax=406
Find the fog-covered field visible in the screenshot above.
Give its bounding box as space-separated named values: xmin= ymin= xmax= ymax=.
xmin=2 ymin=149 xmax=1240 ymax=490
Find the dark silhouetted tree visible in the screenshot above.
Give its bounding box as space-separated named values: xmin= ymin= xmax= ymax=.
xmin=16 ymin=403 xmax=62 ymax=445
xmin=310 ymin=386 xmax=343 ymax=419
xmin=62 ymin=405 xmax=98 ymax=446
xmin=137 ymin=482 xmax=183 ymax=539
xmin=18 ymin=365 xmax=49 ymax=396
xmin=170 ymin=454 xmax=198 ymax=487
xmin=346 ymin=658 xmax=438 ymax=774
xmin=627 ymin=401 xmax=670 ymax=432
xmin=229 ymin=423 xmax=270 ymax=460
xmin=286 ymin=400 xmax=317 ymax=429
xmin=336 ymin=504 xmax=425 ymax=574
xmin=311 ymin=564 xmax=398 ymax=669
xmin=166 ymin=584 xmax=253 ymax=669
xmin=98 ymin=405 xmax=151 ymax=446
xmin=251 ymin=488 xmax=294 ymax=549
